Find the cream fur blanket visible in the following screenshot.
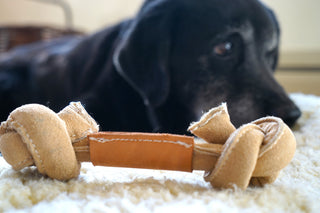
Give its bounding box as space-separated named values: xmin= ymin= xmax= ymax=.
xmin=0 ymin=93 xmax=319 ymax=213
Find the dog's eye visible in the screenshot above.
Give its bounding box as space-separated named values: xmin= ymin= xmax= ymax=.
xmin=213 ymin=42 xmax=233 ymax=57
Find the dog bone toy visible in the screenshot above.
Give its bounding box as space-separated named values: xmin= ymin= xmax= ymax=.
xmin=0 ymin=102 xmax=296 ymax=190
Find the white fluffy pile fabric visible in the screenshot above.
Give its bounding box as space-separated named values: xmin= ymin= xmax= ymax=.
xmin=0 ymin=93 xmax=319 ymax=213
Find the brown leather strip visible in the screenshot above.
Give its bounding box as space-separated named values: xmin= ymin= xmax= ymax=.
xmin=89 ymin=132 xmax=194 ymax=172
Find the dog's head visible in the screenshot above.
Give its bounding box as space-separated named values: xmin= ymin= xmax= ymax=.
xmin=113 ymin=0 xmax=301 ymax=131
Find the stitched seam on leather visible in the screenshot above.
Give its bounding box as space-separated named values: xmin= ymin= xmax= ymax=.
xmin=262 ymin=127 xmax=284 ymax=156
xmin=189 ymin=103 xmax=227 ymax=131
xmin=71 ymin=128 xmax=95 ymax=143
xmin=68 ymin=102 xmax=99 ymax=131
xmin=209 ymin=126 xmax=255 ymax=180
xmin=254 ymin=117 xmax=284 ymax=156
xmin=190 ymin=111 xmax=223 ymax=131
xmin=89 ymin=137 xmax=193 ymax=149
xmin=9 ymin=119 xmax=45 ymax=172
xmin=14 ymin=156 xmax=33 ymax=169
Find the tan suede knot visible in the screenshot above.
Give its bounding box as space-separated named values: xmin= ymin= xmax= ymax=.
xmin=0 ymin=102 xmax=99 ymax=180
xmin=189 ymin=104 xmax=296 ymax=189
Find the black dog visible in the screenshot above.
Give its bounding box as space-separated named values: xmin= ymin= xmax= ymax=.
xmin=0 ymin=0 xmax=301 ymax=134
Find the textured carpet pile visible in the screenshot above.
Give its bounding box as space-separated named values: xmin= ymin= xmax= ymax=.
xmin=0 ymin=93 xmax=319 ymax=212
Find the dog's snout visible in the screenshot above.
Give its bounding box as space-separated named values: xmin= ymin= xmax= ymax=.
xmin=273 ymin=106 xmax=301 ymax=127
xmin=283 ymin=107 xmax=301 ymax=127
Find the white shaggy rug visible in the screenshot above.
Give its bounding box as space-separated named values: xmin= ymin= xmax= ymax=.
xmin=0 ymin=93 xmax=319 ymax=213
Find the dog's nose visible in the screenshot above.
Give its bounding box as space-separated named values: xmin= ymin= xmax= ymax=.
xmin=280 ymin=107 xmax=301 ymax=127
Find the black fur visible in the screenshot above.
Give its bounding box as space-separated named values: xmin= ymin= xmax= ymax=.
xmin=0 ymin=0 xmax=301 ymax=134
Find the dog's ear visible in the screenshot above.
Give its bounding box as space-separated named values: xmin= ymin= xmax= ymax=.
xmin=113 ymin=0 xmax=173 ymax=107
xmin=261 ymin=3 xmax=280 ymax=70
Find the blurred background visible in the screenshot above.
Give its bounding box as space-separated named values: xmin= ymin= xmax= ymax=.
xmin=0 ymin=0 xmax=319 ymax=95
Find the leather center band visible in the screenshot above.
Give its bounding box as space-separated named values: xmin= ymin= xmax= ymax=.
xmin=89 ymin=132 xmax=194 ymax=172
